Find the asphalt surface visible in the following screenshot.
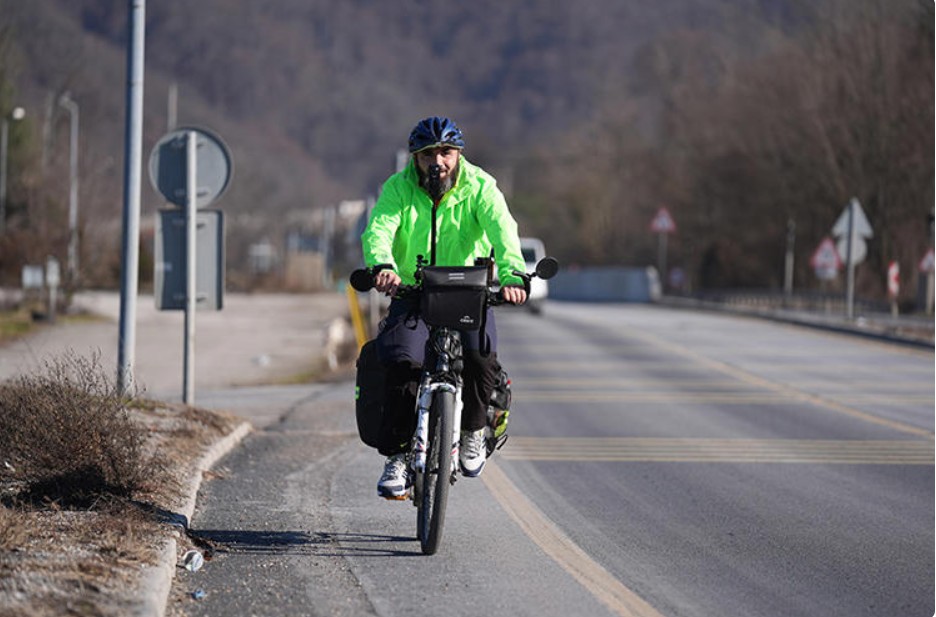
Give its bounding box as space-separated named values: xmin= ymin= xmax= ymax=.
xmin=164 ymin=301 xmax=932 ymax=617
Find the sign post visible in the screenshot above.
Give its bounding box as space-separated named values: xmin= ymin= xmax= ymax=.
xmin=45 ymin=256 xmax=60 ymax=323
xmin=886 ymin=261 xmax=899 ymax=316
xmin=650 ymin=207 xmax=676 ymax=288
xmin=918 ymin=248 xmax=934 ymax=316
xmin=831 ymin=197 xmax=873 ymax=319
xmin=148 ymin=126 xmax=232 ymax=404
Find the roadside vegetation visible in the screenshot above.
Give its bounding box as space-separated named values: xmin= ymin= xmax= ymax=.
xmin=0 ymin=352 xmax=156 ymax=508
xmin=0 ymin=309 xmax=35 ymax=342
xmin=0 ymin=351 xmax=244 ymax=616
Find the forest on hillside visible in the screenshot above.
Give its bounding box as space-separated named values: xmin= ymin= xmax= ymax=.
xmin=0 ymin=0 xmax=931 ymax=303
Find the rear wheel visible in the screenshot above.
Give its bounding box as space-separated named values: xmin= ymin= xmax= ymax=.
xmin=416 ymin=389 xmax=454 ymax=555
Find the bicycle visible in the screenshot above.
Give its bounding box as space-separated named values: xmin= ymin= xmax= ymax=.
xmin=350 ymin=253 xmax=558 ymax=554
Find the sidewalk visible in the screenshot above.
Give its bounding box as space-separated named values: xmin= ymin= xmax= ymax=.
xmin=0 ymin=290 xmax=351 ymax=400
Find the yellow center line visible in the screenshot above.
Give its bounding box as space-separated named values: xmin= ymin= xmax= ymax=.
xmin=508 ymin=390 xmax=933 ymax=405
xmin=483 ymin=463 xmax=667 ymax=617
xmin=500 ymin=437 xmax=934 ymax=465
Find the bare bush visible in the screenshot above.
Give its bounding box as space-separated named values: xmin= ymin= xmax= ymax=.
xmin=0 ymin=504 xmax=28 ymax=550
xmin=0 ymin=352 xmax=155 ymax=508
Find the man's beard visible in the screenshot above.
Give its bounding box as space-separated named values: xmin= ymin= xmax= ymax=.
xmin=418 ymin=161 xmax=458 ymax=201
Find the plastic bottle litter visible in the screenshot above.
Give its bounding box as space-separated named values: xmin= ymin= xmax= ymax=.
xmin=182 ymin=550 xmax=204 ymax=572
xmin=192 ymin=589 xmax=206 ymax=600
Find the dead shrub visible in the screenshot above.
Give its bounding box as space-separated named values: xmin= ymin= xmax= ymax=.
xmin=0 ymin=351 xmax=155 ymax=508
xmin=0 ymin=503 xmax=28 ymax=550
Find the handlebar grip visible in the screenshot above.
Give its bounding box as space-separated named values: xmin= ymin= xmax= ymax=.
xmin=349 ymin=263 xmax=395 ymax=292
xmin=510 ymin=270 xmax=532 ymax=295
xmin=349 ymin=269 xmax=374 ymax=292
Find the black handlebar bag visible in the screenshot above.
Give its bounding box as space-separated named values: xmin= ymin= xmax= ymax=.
xmin=420 ymin=265 xmax=489 ymax=330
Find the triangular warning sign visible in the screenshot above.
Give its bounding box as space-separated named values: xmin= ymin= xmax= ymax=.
xmin=650 ymin=208 xmax=676 ymax=234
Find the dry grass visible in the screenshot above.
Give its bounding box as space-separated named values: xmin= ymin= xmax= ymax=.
xmin=0 ymin=351 xmax=155 ymax=508
xmin=0 ymin=351 xmax=246 ymax=616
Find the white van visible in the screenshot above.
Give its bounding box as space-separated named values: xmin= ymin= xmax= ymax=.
xmin=519 ymin=237 xmax=548 ymax=314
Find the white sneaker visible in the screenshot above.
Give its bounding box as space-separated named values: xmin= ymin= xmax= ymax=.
xmin=459 ymin=429 xmax=487 ymax=477
xmin=377 ymin=454 xmax=410 ymax=500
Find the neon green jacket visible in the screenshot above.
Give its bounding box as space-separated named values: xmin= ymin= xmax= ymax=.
xmin=362 ymin=156 xmax=526 ymax=287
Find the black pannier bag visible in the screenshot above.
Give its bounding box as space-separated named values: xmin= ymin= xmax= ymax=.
xmin=485 ymin=363 xmax=512 ymax=456
xmin=354 ymin=339 xmax=385 ymax=448
xmin=420 ymin=265 xmax=489 ymax=330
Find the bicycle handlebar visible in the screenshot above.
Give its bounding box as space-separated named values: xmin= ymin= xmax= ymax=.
xmin=349 ymin=256 xmax=559 ymax=306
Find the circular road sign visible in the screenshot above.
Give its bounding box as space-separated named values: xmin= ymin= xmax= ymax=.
xmin=836 ymin=235 xmax=867 ymax=266
xmin=148 ymin=127 xmax=233 ymax=208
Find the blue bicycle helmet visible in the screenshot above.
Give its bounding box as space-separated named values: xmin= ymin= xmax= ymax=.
xmin=408 ymin=116 xmax=465 ymax=153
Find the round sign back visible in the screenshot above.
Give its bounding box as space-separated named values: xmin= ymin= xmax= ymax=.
xmin=148 ymin=127 xmax=232 ymax=208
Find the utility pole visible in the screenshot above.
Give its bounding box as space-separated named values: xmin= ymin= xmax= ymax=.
xmin=118 ymin=0 xmax=147 ymax=394
xmin=59 ymin=94 xmax=80 ymax=285
xmin=0 ymin=106 xmax=25 ymax=234
xmin=783 ymin=218 xmax=796 ymax=302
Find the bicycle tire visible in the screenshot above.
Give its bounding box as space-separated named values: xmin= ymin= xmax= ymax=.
xmin=416 ymin=389 xmax=455 ymax=555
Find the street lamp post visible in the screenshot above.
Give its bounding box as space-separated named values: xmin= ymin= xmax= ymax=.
xmin=0 ymin=106 xmax=25 ymax=234
xmin=59 ymin=94 xmax=79 ymax=285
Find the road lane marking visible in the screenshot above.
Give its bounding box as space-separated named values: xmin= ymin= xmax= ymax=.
xmin=613 ymin=328 xmax=934 ymax=438
xmin=501 ymin=437 xmax=934 ymax=465
xmin=483 ymin=463 xmax=667 ymax=617
xmin=509 ymin=390 xmax=934 ymax=405
xmin=512 ymin=377 xmax=933 ymax=392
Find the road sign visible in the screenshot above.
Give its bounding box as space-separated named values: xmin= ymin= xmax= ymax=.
xmin=836 ymin=235 xmax=867 ymax=266
xmin=154 ymin=208 xmax=224 ymax=311
xmin=832 ymin=198 xmax=871 ymax=266
xmin=887 ymin=261 xmax=899 ymax=298
xmin=832 ymin=198 xmax=873 ymax=239
xmin=650 ymin=207 xmax=676 ymax=234
xmin=919 ymin=248 xmax=934 ymax=273
xmin=148 ymin=126 xmax=232 ymax=208
xmin=45 ymin=257 xmax=60 ymax=287
xmin=21 ymin=265 xmax=43 ymax=289
xmin=810 ymin=237 xmax=841 ymax=280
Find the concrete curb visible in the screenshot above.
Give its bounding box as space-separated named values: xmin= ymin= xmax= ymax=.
xmin=134 ymin=420 xmax=253 ymax=617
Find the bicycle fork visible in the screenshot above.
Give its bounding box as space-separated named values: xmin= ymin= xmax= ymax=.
xmin=411 ymin=378 xmax=463 ymax=474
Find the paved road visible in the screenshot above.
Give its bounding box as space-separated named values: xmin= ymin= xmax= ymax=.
xmin=170 ymin=302 xmax=934 ymax=617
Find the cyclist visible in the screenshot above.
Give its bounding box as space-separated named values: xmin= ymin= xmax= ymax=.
xmin=362 ymin=116 xmax=527 ymax=499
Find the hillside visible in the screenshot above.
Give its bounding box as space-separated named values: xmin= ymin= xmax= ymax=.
xmin=0 ymin=0 xmax=931 ymax=301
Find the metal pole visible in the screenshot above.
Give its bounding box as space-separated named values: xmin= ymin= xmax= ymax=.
xmin=167 ymin=82 xmax=178 ymax=130
xmin=117 ymin=0 xmax=146 ymax=395
xmin=0 ymin=118 xmax=8 ymax=234
xmin=657 ymin=232 xmax=667 ymax=291
xmin=844 ymin=199 xmax=856 ymax=320
xmin=60 ymin=95 xmax=80 ymax=285
xmin=0 ymin=107 xmax=24 ymax=234
xmin=183 ymin=131 xmax=197 ymax=405
xmin=783 ymin=218 xmax=795 ymax=301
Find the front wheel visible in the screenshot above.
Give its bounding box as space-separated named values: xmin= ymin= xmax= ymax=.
xmin=416 ymin=389 xmax=454 ymax=555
